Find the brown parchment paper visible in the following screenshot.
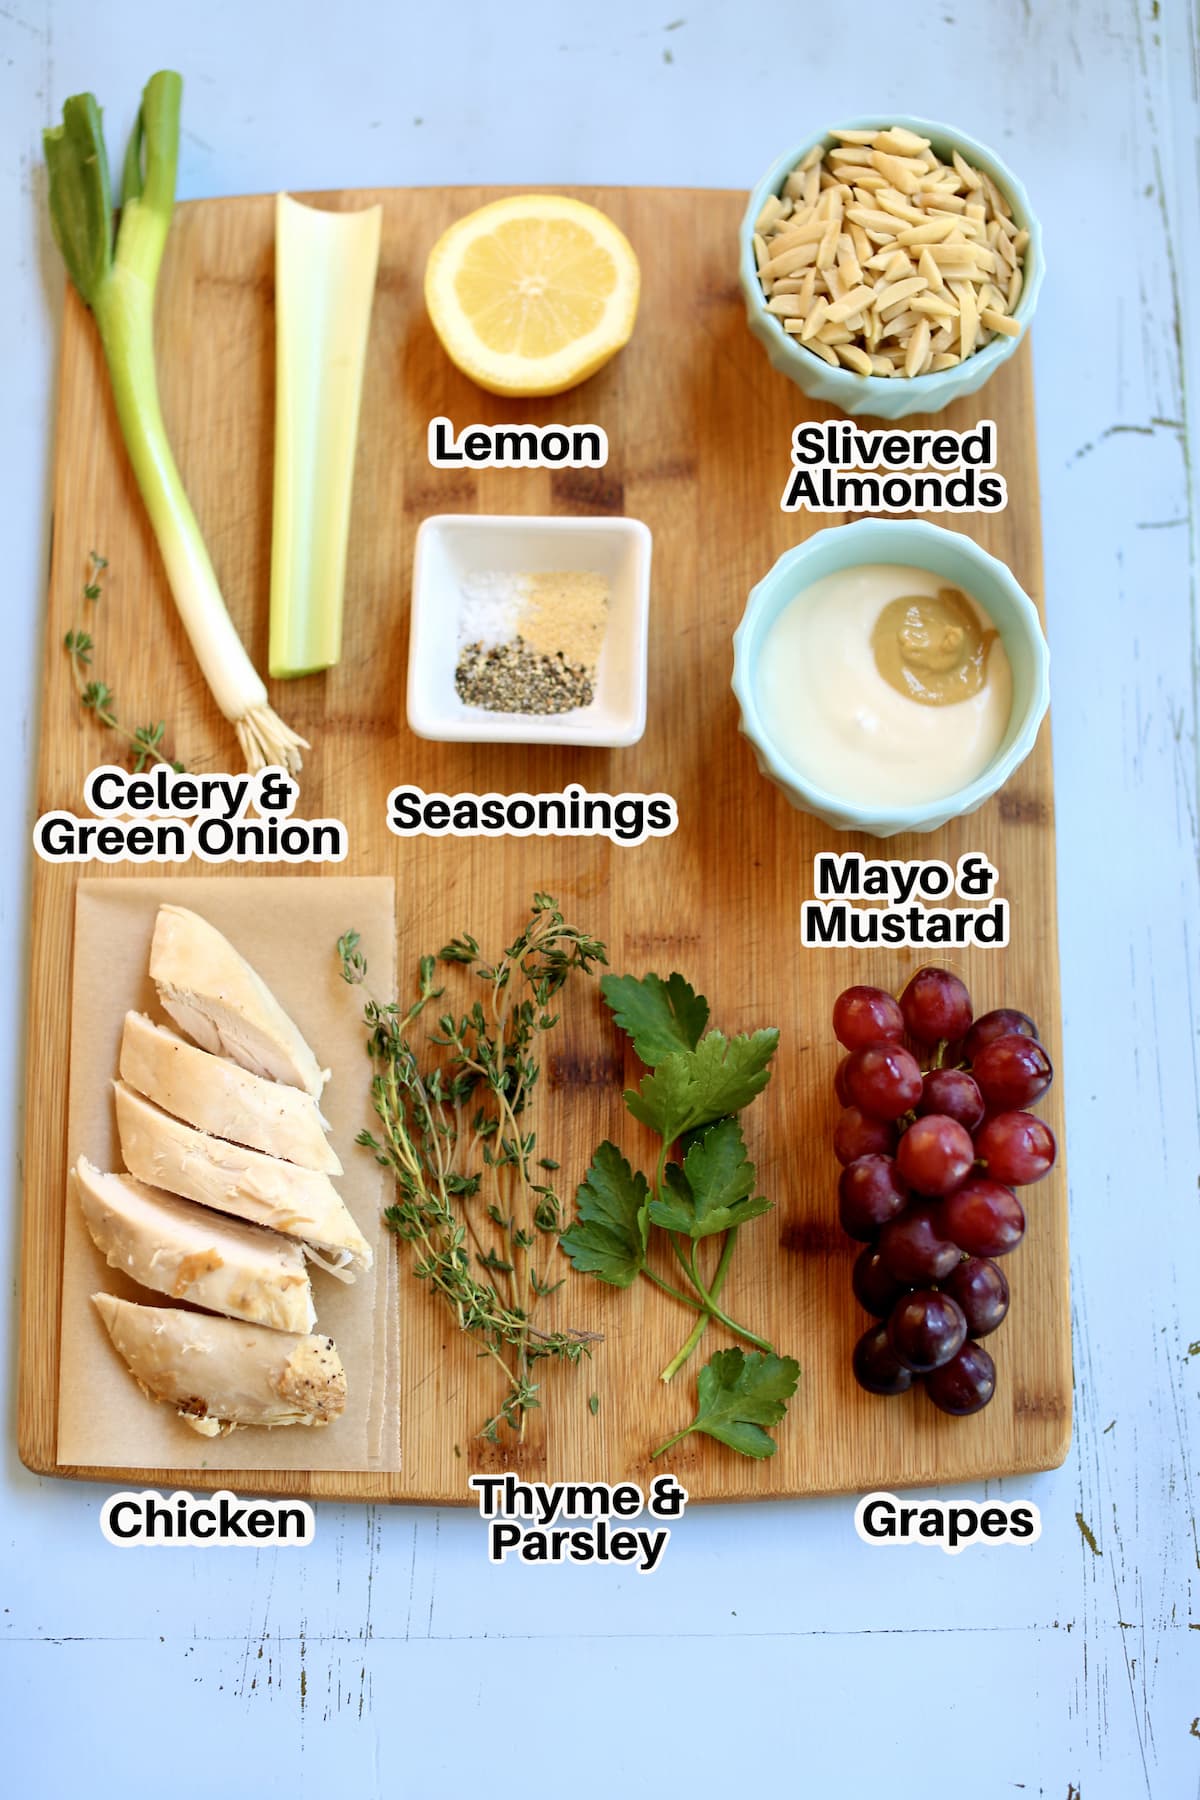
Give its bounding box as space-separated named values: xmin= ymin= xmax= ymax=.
xmin=57 ymin=877 xmax=400 ymax=1473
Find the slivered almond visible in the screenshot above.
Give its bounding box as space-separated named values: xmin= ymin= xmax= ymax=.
xmin=760 ymin=241 xmax=819 ymax=279
xmin=872 ymin=150 xmax=924 ymax=193
xmin=952 ymin=148 xmax=983 ymax=190
xmin=956 ymin=281 xmax=979 ymax=355
xmin=918 ymin=247 xmax=947 ymax=294
xmin=904 ymin=317 xmax=931 ymax=379
xmin=876 ymin=126 xmax=931 ymax=155
xmin=825 ymin=283 xmax=877 ymax=323
xmin=881 ymin=308 xmax=921 ymax=339
xmin=981 ymin=306 xmax=1021 ymax=337
xmin=894 ymin=216 xmax=960 ymax=246
xmin=764 ymin=218 xmax=827 ymax=252
xmin=755 ymin=196 xmax=785 ymax=233
xmin=800 ymin=297 xmax=831 ymax=341
xmin=874 ymin=190 xmax=929 ymax=226
xmin=837 ymin=239 xmax=864 ymax=289
xmin=873 ymin=275 xmax=927 ymax=310
xmin=910 ymin=292 xmax=958 ymax=318
xmin=836 ymin=343 xmax=875 ymax=374
xmin=846 ymin=205 xmax=903 ymax=234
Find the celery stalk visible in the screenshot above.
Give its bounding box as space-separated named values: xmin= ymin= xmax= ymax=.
xmin=269 ymin=194 xmax=382 ymax=679
xmin=43 ymin=72 xmax=307 ymax=774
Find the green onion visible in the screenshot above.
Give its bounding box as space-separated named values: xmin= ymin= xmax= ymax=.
xmin=269 ymin=194 xmax=381 ymax=679
xmin=43 ymin=71 xmax=307 ymax=773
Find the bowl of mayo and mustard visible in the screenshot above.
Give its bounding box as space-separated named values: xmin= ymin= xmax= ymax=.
xmin=731 ymin=520 xmax=1050 ymax=837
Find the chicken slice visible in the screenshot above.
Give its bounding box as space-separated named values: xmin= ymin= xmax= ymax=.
xmin=74 ymin=1158 xmax=316 ymax=1334
xmin=114 ymin=1081 xmax=372 ymax=1281
xmin=93 ymin=1293 xmax=346 ymax=1434
xmin=150 ymin=904 xmax=328 ymax=1097
xmin=120 ymin=1011 xmax=342 ymax=1175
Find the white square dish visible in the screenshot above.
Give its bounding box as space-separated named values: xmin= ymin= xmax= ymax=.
xmin=406 ymin=513 xmax=652 ymax=746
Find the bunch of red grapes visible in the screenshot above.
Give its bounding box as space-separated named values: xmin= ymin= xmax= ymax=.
xmin=833 ymin=966 xmax=1057 ymax=1416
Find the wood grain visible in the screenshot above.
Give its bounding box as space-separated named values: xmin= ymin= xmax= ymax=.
xmin=18 ymin=185 xmax=1069 ymax=1504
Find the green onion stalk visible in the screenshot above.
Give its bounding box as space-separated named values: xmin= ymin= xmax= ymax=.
xmin=44 ymin=72 xmax=307 ymax=773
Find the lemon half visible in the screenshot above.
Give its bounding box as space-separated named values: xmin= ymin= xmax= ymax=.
xmin=424 ymin=194 xmax=640 ymax=397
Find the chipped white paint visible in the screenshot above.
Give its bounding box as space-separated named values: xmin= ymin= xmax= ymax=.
xmin=1 ymin=2 xmax=1197 ymax=1795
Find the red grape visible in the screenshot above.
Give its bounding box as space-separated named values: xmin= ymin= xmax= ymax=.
xmin=917 ymin=1067 xmax=985 ymax=1133
xmin=834 ymin=1057 xmax=852 ymax=1105
xmin=833 ymin=985 xmax=904 ymax=1051
xmin=973 ymin=1034 xmax=1053 ymax=1110
xmin=896 ymin=1114 xmax=975 ymax=1196
xmin=834 ymin=1107 xmax=897 ymax=1166
xmin=878 ymin=1202 xmax=962 ymax=1282
xmin=852 ymin=1245 xmax=905 ymax=1317
xmin=975 ymin=1111 xmax=1057 ymax=1185
xmin=963 ymin=1007 xmax=1039 ymax=1062
xmin=899 ymin=966 xmax=973 ymax=1046
xmin=853 ymin=1323 xmax=914 ymax=1396
xmin=887 ymin=1290 xmax=968 ymax=1372
xmin=844 ymin=1042 xmax=923 ymax=1119
xmin=925 ymin=1341 xmax=996 ymax=1415
xmin=945 ymin=1257 xmax=1010 ymax=1336
xmin=838 ymin=1155 xmax=909 ymax=1241
xmin=941 ymin=1178 xmax=1026 ymax=1256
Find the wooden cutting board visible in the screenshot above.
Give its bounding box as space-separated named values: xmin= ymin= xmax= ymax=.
xmin=19 ymin=185 xmax=1069 ymax=1504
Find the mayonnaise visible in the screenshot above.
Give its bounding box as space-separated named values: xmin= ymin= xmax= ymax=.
xmin=757 ymin=563 xmax=1013 ymax=806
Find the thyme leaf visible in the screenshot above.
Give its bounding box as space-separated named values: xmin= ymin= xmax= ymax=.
xmin=340 ymin=895 xmax=607 ymax=1442
xmin=64 ymin=555 xmax=184 ymax=771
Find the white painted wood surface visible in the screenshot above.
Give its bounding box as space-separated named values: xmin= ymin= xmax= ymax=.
xmin=2 ymin=2 xmax=1196 ymax=1793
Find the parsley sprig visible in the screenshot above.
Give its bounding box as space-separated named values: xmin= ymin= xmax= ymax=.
xmin=562 ymin=971 xmax=800 ymax=1457
xmin=64 ymin=552 xmax=184 ymax=771
xmin=651 ymin=1348 xmax=800 ymax=1461
xmin=339 ymin=896 xmax=607 ymax=1443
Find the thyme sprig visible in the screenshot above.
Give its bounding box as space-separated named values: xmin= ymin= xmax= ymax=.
xmin=339 ymin=895 xmax=608 ymax=1442
xmin=64 ymin=552 xmax=184 ymax=771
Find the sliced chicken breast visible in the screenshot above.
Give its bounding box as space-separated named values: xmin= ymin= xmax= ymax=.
xmin=93 ymin=1293 xmax=346 ymax=1434
xmin=119 ymin=1011 xmax=342 ymax=1175
xmin=74 ymin=1158 xmax=316 ymax=1334
xmin=150 ymin=904 xmax=328 ymax=1097
xmin=114 ymin=1081 xmax=372 ymax=1281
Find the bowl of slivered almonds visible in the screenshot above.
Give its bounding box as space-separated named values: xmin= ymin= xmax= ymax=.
xmin=740 ymin=117 xmax=1044 ymax=419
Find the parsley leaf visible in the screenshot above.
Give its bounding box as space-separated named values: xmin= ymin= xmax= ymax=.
xmin=560 ymin=1142 xmax=649 ymax=1287
xmin=625 ymin=1028 xmax=780 ymax=1142
xmin=655 ymin=1348 xmax=801 ymax=1460
xmin=648 ymin=1117 xmax=774 ymax=1240
xmin=601 ymin=971 xmax=710 ymax=1066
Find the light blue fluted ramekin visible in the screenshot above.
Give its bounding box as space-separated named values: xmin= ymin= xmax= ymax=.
xmin=731 ymin=520 xmax=1050 ymax=837
xmin=739 ymin=117 xmax=1044 ymax=420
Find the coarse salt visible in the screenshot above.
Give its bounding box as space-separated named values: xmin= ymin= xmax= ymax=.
xmin=458 ymin=571 xmax=525 ymax=648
